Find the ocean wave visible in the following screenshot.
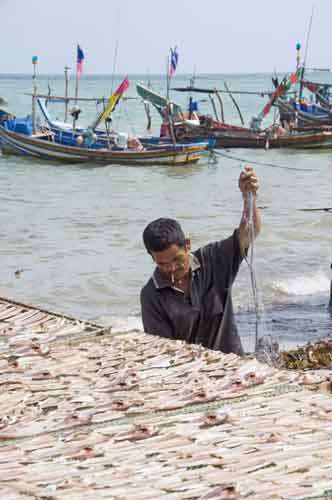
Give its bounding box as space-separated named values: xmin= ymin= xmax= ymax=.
xmin=273 ymin=270 xmax=330 ymax=297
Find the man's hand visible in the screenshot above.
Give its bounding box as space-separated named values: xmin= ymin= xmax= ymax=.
xmin=238 ymin=166 xmax=259 ymax=196
xmin=238 ymin=166 xmax=261 ymax=255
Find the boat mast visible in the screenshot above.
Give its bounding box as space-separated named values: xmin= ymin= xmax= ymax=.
xmin=106 ymin=37 xmax=120 ymax=140
xmin=31 ymin=55 xmax=38 ymax=134
xmin=299 ymin=6 xmax=314 ymax=100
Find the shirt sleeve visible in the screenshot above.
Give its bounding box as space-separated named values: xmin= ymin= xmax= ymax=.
xmin=140 ymin=284 xmax=173 ymax=339
xmin=200 ymin=229 xmax=244 ymax=289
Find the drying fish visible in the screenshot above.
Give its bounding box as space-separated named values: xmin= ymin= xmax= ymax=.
xmin=110 ymin=398 xmax=145 ymax=411
xmin=114 ymin=423 xmax=158 ymax=442
xmin=200 ymin=408 xmax=233 ymax=428
xmin=198 ymin=484 xmax=240 ymax=499
xmin=63 ymin=410 xmax=93 ymax=427
xmin=0 ymin=296 xmax=332 ymax=499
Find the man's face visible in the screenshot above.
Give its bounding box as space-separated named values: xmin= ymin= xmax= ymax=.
xmin=151 ymin=243 xmax=190 ymax=283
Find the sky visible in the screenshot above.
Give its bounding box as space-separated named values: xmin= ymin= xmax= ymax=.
xmin=1 ymin=0 xmax=332 ymax=75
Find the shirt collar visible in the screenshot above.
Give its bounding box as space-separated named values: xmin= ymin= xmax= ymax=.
xmin=152 ymin=252 xmax=200 ymax=290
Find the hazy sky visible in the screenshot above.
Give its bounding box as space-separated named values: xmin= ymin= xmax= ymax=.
xmin=1 ymin=0 xmax=331 ymax=75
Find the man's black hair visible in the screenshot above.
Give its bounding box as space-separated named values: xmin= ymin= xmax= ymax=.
xmin=143 ymin=218 xmax=186 ymax=254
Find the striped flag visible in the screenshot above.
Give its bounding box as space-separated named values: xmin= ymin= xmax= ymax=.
xmin=91 ymin=76 xmax=130 ymax=129
xmin=169 ymin=46 xmax=179 ymax=77
xmin=76 ymin=45 xmax=85 ymax=77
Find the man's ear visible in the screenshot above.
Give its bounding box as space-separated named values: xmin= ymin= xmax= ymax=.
xmin=185 ymin=238 xmax=191 ymax=252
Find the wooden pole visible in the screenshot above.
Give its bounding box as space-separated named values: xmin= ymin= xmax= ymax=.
xmin=208 ymin=94 xmax=219 ymax=121
xmin=296 ymin=42 xmax=301 ymax=70
xmin=214 ymin=88 xmax=225 ymax=122
xmin=224 ymin=81 xmax=244 ymax=125
xmin=64 ymin=66 xmax=70 ymax=122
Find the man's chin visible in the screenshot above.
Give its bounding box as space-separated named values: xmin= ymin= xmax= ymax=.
xmin=174 ymin=272 xmax=187 ymax=282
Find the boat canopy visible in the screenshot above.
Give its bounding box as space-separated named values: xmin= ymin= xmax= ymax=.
xmin=136 ymin=83 xmax=183 ymax=117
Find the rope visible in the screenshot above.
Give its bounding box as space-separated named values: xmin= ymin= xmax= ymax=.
xmin=212 ymin=150 xmax=314 ymax=171
xmin=245 ymin=191 xmax=260 ymax=351
xmin=241 ymin=173 xmax=279 ymax=364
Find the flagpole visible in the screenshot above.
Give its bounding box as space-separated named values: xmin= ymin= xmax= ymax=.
xmin=166 ymin=54 xmax=170 ymax=100
xmin=73 ymin=44 xmax=83 ymax=130
xmin=73 ymin=56 xmax=79 ymax=130
xmin=64 ymin=66 xmax=70 ymax=122
xmin=166 ymin=48 xmax=176 ymax=145
xmin=31 ymin=55 xmax=38 ymax=134
xmin=74 ymin=56 xmax=79 ymax=103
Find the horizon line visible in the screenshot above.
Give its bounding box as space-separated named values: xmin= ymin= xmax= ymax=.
xmin=0 ymin=70 xmax=297 ymax=78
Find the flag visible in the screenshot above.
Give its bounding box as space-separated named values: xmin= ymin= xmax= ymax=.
xmin=91 ymin=76 xmax=130 ymax=129
xmin=260 ymin=67 xmax=302 ymax=119
xmin=303 ymin=81 xmax=320 ymax=94
xmin=169 ymin=46 xmax=179 ymax=77
xmin=76 ymin=45 xmax=85 ymax=77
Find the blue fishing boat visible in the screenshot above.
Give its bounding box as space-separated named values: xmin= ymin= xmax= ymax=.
xmin=36 ymin=97 xmax=215 ymax=150
xmin=275 ymin=78 xmax=332 ymax=128
xmin=0 ymin=111 xmax=210 ymax=166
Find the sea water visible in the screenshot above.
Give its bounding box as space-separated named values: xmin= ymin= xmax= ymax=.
xmin=0 ymin=72 xmax=331 ymax=350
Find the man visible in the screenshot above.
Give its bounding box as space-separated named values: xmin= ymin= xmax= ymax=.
xmin=140 ymin=166 xmax=261 ymax=355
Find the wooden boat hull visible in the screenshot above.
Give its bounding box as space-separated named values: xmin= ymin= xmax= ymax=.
xmin=0 ymin=125 xmax=206 ymax=165
xmin=175 ymin=124 xmax=332 ymax=149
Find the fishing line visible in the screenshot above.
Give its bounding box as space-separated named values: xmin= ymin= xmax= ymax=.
xmin=241 ymin=164 xmax=280 ymax=364
xmin=213 ymin=150 xmax=314 ymax=171
xmin=242 ymin=168 xmax=260 ymax=351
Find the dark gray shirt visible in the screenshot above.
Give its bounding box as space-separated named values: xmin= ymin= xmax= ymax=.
xmin=140 ymin=230 xmax=244 ymax=355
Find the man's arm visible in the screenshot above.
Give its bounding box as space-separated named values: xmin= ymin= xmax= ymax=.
xmin=238 ymin=166 xmax=261 ymax=255
xmin=140 ymin=286 xmax=173 ymax=339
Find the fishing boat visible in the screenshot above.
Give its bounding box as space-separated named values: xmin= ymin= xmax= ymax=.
xmin=276 ymin=79 xmax=332 ymax=128
xmin=176 ymin=120 xmax=332 ymax=149
xmin=276 ymin=98 xmax=332 ymax=128
xmin=162 ymin=68 xmax=332 ymax=149
xmin=35 ymin=97 xmax=215 ymax=151
xmin=0 ymin=65 xmax=206 ymax=165
xmin=0 ymin=121 xmax=208 ymax=165
xmin=136 ymin=82 xmax=249 ymax=142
